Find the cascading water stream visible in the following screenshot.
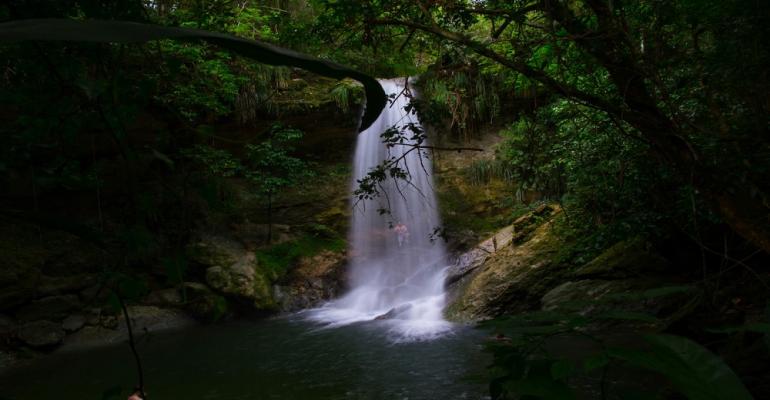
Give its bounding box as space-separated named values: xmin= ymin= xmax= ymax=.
xmin=309 ymin=78 xmax=452 ymax=341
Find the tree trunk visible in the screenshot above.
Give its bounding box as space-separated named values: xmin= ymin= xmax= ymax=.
xmin=545 ymin=2 xmax=770 ymax=254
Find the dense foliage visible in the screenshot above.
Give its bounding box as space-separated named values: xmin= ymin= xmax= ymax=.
xmin=0 ymin=1 xmax=768 ymax=399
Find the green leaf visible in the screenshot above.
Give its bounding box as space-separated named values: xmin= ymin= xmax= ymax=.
xmin=707 ymin=323 xmax=770 ymax=334
xmin=583 ymin=353 xmax=610 ymax=373
xmin=594 ymin=310 xmax=659 ymax=323
xmin=605 ymin=286 xmax=693 ymax=301
xmin=504 ymin=377 xmax=576 ymax=400
xmin=551 ymin=359 xmax=575 ymax=380
xmin=609 ymin=334 xmax=754 ymax=400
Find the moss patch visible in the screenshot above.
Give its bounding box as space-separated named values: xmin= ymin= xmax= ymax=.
xmin=445 ymin=211 xmax=573 ymax=321
xmin=573 ymin=237 xmax=670 ymax=279
xmin=256 ymin=235 xmax=345 ymax=280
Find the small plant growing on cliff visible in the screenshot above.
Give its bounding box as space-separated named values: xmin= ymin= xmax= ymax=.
xmin=245 ymin=124 xmax=314 ymax=243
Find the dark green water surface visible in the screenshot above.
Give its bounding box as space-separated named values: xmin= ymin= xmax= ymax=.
xmin=0 ymin=315 xmax=490 ymax=399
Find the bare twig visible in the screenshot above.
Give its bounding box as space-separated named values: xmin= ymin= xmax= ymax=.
xmin=116 ymin=292 xmax=147 ymax=399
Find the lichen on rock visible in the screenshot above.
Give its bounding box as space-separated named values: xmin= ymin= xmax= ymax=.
xmin=190 ymin=234 xmax=276 ymax=310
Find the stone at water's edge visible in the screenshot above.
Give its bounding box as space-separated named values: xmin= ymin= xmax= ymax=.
xmin=444 ymin=207 xmax=566 ymax=322
xmin=273 ymin=250 xmax=346 ymax=312
xmin=145 ymin=288 xmax=183 ymax=307
xmin=18 ymin=320 xmax=65 ymax=348
xmin=61 ymin=314 xmax=86 ymax=332
xmin=189 ymin=234 xmax=275 ymax=310
xmin=0 ymin=314 xmax=14 ymax=335
xmin=444 ymin=204 xmax=560 ymax=290
xmin=205 ymin=262 xmax=274 ymax=309
xmin=374 ymin=303 xmax=413 ymax=320
xmin=62 ymin=306 xmax=196 ymax=350
xmin=182 ymin=282 xmax=227 ymax=322
xmin=15 ymin=295 xmax=82 ymax=322
xmin=189 ymin=234 xmax=348 ymax=313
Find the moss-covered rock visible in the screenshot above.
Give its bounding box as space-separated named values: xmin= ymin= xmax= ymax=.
xmin=541 ymin=279 xmax=640 ymax=311
xmin=446 ymin=211 xmax=692 ymax=328
xmin=539 ymin=278 xmax=696 ymax=331
xmin=181 ymin=282 xmax=228 ymax=322
xmin=572 ymin=237 xmax=670 ymax=279
xmin=445 ymin=209 xmax=569 ymax=322
xmin=144 ymin=288 xmax=183 ymax=308
xmin=188 ymin=234 xmax=241 ymax=272
xmin=190 ymin=235 xmax=276 ymax=311
xmin=62 ymin=306 xmax=196 ymax=350
xmin=274 ymin=249 xmax=346 ymax=311
xmin=433 ymin=134 xmax=515 ymax=251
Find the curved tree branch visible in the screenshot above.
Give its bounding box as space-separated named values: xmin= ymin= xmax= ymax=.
xmin=368 ymin=18 xmax=623 ymax=117
xmin=0 ymin=18 xmax=387 ymax=132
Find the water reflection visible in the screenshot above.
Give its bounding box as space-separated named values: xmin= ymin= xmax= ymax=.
xmin=0 ymin=316 xmax=490 ymax=399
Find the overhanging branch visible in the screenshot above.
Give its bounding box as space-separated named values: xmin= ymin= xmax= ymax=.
xmin=369 ymin=18 xmax=623 ymax=116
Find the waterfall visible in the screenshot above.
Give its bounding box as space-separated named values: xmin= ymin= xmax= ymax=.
xmin=309 ymin=78 xmax=451 ymax=341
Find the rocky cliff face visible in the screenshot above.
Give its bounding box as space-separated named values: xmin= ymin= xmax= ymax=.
xmin=0 ymin=217 xmax=108 ymax=350
xmin=188 ymin=233 xmax=347 ymax=314
xmin=444 ymin=205 xmax=691 ymax=327
xmin=0 ymin=75 xmax=359 ymax=358
xmin=0 ymin=218 xmax=349 ymax=359
xmin=445 ymin=205 xmax=566 ymax=321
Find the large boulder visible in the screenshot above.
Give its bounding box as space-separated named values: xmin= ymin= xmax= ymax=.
xmin=61 ymin=314 xmax=87 ymax=332
xmin=446 ymin=225 xmax=516 ymax=287
xmin=446 ymin=212 xmax=690 ymax=325
xmin=540 ymin=278 xmax=694 ymax=331
xmin=18 ymin=320 xmax=65 ymax=348
xmin=15 ymin=295 xmax=82 ymax=322
xmin=572 ymin=237 xmax=670 ymax=279
xmin=122 ymin=305 xmax=197 ymax=333
xmin=205 ymin=262 xmax=273 ymax=309
xmin=181 ymin=282 xmax=228 ymax=322
xmin=273 ymin=250 xmax=346 ymax=311
xmin=37 ymin=274 xmax=97 ymax=297
xmin=227 ymin=220 xmax=293 ymax=248
xmin=445 ymin=205 xmax=561 ymax=288
xmin=0 ymin=220 xmax=42 ymax=310
xmin=0 ymin=265 xmax=39 ymax=312
xmin=62 ymin=305 xmax=196 ymax=349
xmin=190 ymin=235 xmax=275 ymax=310
xmin=188 ymin=234 xmax=244 ymax=273
xmin=445 ymin=212 xmax=568 ymax=322
xmin=144 ymin=288 xmax=183 ymax=307
xmin=0 ymin=314 xmax=15 ymax=337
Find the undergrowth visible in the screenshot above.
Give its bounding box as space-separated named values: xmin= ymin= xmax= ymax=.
xmin=255 ymin=233 xmax=345 ymax=278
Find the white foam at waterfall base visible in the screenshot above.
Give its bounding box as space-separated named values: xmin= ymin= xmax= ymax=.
xmin=308 ymin=78 xmax=453 ymax=342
